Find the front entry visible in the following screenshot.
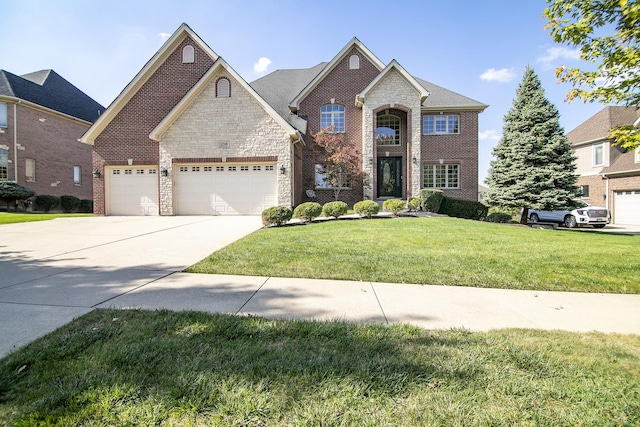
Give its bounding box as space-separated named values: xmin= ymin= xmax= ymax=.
xmin=377 ymin=157 xmax=402 ymax=198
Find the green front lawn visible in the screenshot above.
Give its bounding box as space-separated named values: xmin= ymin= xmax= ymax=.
xmin=0 ymin=212 xmax=92 ymax=225
xmin=1 ymin=309 xmax=638 ymax=426
xmin=188 ymin=217 xmax=640 ymax=294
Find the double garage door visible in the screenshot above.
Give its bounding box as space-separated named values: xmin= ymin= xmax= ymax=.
xmin=107 ymin=164 xmax=277 ymax=216
xmin=614 ymin=190 xmax=640 ymax=225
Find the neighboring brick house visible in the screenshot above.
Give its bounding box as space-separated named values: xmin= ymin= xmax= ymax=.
xmin=81 ymin=23 xmax=486 ymax=216
xmin=567 ymin=106 xmax=640 ymax=226
xmin=0 ymin=69 xmax=103 ymax=203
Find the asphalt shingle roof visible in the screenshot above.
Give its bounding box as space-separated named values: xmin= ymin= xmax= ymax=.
xmin=566 ymin=106 xmax=640 ymax=145
xmin=0 ymin=69 xmax=104 ymax=122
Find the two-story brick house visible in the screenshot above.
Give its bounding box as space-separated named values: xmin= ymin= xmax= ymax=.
xmin=81 ymin=23 xmax=486 ymax=216
xmin=567 ymin=106 xmax=640 ymax=226
xmin=0 ymin=69 xmax=104 ymax=202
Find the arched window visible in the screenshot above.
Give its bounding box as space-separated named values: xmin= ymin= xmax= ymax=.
xmin=182 ymin=45 xmax=195 ymax=63
xmin=320 ymin=104 xmax=345 ymax=132
xmin=216 ymin=78 xmax=231 ymax=98
xmin=376 ymin=114 xmax=401 ymax=145
xmin=349 ymin=54 xmax=360 ymax=70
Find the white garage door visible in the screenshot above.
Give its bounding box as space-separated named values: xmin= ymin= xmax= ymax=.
xmin=108 ymin=167 xmax=159 ymax=216
xmin=175 ymin=163 xmax=277 ymax=215
xmin=614 ymin=190 xmax=640 ymax=225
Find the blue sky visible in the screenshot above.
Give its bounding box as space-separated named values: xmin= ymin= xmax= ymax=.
xmin=1 ymin=0 xmax=607 ymax=185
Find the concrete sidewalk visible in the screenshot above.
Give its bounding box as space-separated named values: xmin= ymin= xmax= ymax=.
xmin=99 ymin=273 xmax=640 ymax=335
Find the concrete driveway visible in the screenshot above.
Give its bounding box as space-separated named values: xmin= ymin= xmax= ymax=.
xmin=0 ymin=216 xmax=263 ymax=357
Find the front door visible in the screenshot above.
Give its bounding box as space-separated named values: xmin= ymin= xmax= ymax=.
xmin=377 ymin=157 xmax=402 ymax=198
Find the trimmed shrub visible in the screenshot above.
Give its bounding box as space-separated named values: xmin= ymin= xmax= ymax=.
xmin=322 ymin=201 xmax=348 ymax=218
xmin=60 ymin=195 xmax=81 ymax=213
xmin=293 ymin=202 xmax=322 ymax=223
xmin=421 ymin=189 xmax=444 ymax=213
xmin=354 ymin=200 xmax=379 ymax=218
xmin=407 ymin=197 xmax=421 ymax=212
xmin=34 ymin=195 xmax=60 ymax=213
xmin=0 ymin=182 xmax=36 ymax=210
xmin=439 ymin=197 xmax=489 ymax=221
xmin=382 ymin=199 xmax=405 ymax=215
xmin=485 ymin=212 xmax=513 ymax=223
xmin=79 ymin=199 xmax=94 ymax=213
xmin=262 ymin=206 xmax=293 ymax=227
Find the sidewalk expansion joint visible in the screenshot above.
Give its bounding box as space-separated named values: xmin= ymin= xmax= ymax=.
xmin=236 ymin=277 xmax=270 ymax=314
xmin=90 ymin=270 xmax=176 ymax=308
xmin=370 ymin=283 xmax=389 ymax=325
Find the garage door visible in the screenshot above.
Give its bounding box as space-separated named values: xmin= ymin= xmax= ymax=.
xmin=175 ymin=163 xmax=277 ymax=215
xmin=108 ymin=167 xmax=159 ymax=215
xmin=614 ymin=190 xmax=640 ymax=225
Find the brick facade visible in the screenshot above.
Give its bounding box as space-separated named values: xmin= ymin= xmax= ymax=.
xmin=92 ymin=36 xmax=215 ymax=214
xmin=0 ymin=102 xmax=93 ymax=202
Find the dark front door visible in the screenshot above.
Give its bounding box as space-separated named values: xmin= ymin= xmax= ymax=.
xmin=377 ymin=157 xmax=402 ymax=198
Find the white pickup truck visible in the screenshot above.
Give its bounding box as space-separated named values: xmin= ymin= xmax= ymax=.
xmin=528 ymin=205 xmax=610 ymax=228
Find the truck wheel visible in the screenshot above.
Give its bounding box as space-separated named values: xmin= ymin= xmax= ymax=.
xmin=529 ymin=213 xmax=539 ymax=223
xmin=564 ymin=215 xmax=577 ymax=228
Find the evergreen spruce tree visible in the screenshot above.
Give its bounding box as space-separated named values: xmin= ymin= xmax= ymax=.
xmin=485 ymin=66 xmax=581 ymax=223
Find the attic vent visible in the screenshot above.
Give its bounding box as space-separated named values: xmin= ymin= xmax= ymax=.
xmin=182 ymin=45 xmax=195 ymax=63
xmin=349 ymin=54 xmax=360 ymax=70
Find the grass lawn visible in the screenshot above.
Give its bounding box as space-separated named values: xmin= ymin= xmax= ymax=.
xmin=1 ymin=309 xmax=638 ymax=426
xmin=188 ymin=217 xmax=640 ymax=294
xmin=0 ymin=212 xmax=92 ymax=225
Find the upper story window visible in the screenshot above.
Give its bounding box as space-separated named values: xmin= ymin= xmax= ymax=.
xmin=216 ymin=78 xmax=231 ymax=98
xmin=423 ymin=114 xmax=459 ymax=135
xmin=320 ymin=104 xmax=345 ymax=132
xmin=349 ymin=54 xmax=360 ymax=70
xmin=182 ymin=45 xmax=195 ymax=63
xmin=0 ymin=103 xmax=7 ymax=127
xmin=0 ymin=149 xmax=8 ymax=179
xmin=593 ymin=143 xmax=605 ymax=166
xmin=376 ymin=114 xmax=401 ymax=145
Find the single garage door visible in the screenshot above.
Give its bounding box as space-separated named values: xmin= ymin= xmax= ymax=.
xmin=108 ymin=167 xmax=159 ymax=215
xmin=614 ymin=190 xmax=640 ymax=225
xmin=175 ymin=163 xmax=277 ymax=215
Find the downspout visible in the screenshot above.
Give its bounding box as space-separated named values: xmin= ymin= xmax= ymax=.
xmin=602 ymin=173 xmax=610 ymax=217
xmin=13 ymin=102 xmax=18 ymax=181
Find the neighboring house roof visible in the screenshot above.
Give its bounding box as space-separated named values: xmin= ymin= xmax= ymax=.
xmin=150 ymin=57 xmax=301 ymax=144
xmin=0 ymin=69 xmax=104 ymax=122
xmin=356 ymin=60 xmax=429 ymax=107
xmin=80 ymin=22 xmax=219 ymax=144
xmin=566 ymin=105 xmax=640 ymax=146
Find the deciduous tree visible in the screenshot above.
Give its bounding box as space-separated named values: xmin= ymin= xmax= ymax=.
xmin=544 ymin=0 xmax=640 ymax=149
xmin=484 ymin=66 xmax=582 ymax=223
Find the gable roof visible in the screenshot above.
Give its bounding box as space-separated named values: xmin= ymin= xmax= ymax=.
xmin=288 ymin=37 xmax=385 ymax=112
xmin=566 ymin=106 xmax=640 ymax=146
xmin=0 ymin=69 xmax=104 ymax=122
xmin=80 ymin=23 xmax=218 ymax=144
xmin=356 ymin=59 xmax=429 ymax=107
xmin=150 ymin=57 xmax=301 ymax=143
xmin=415 ymin=77 xmax=487 ymax=112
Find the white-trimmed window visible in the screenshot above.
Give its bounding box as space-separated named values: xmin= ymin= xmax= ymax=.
xmin=376 ymin=114 xmax=401 ymax=145
xmin=635 ymin=147 xmax=640 ymax=163
xmin=73 ymin=166 xmax=82 ymax=185
xmin=593 ymin=143 xmax=605 ymax=166
xmin=315 ymin=164 xmax=350 ymax=189
xmin=182 ymin=45 xmax=194 ymax=63
xmin=423 ymin=114 xmax=459 ymax=134
xmin=0 ymin=103 xmax=7 ymax=127
xmin=25 ymin=158 xmax=36 ymax=181
xmin=0 ymin=149 xmax=8 ymax=179
xmin=580 ymin=185 xmax=590 ymax=198
xmin=349 ymin=54 xmax=360 ymax=69
xmin=423 ymin=164 xmax=459 ymax=188
xmin=320 ymin=104 xmax=345 ymax=132
xmin=216 ymin=78 xmax=230 ymax=98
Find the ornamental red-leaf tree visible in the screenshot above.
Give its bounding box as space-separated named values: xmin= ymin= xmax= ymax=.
xmin=311 ymin=126 xmax=367 ymax=201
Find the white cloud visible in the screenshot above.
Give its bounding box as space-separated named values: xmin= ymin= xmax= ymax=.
xmin=537 ymin=46 xmax=581 ymax=66
xmin=480 ymin=68 xmax=516 ymax=83
xmin=253 ymin=57 xmax=272 ymax=74
xmin=158 ymin=32 xmax=171 ymax=41
xmin=479 ymin=130 xmax=501 ymax=141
